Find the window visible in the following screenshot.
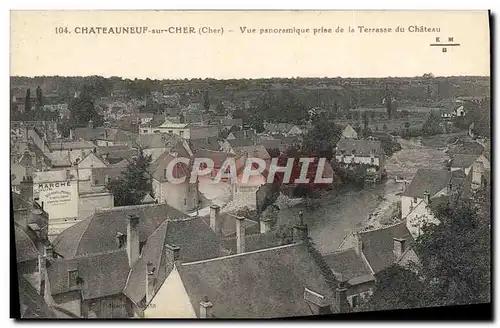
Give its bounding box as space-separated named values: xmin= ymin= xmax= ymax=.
xmin=371 ymin=157 xmax=375 ymax=164
xmin=168 ymin=130 xmax=173 ymax=134
xmin=184 ymin=198 xmax=187 ymax=206
xmin=143 ymin=130 xmax=148 ymax=133
xmin=179 ymin=130 xmax=184 ymax=137
xmin=413 ymin=197 xmax=418 ymax=203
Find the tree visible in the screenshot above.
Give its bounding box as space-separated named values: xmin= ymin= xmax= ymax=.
xmin=69 ymin=85 xmax=103 ymax=127
xmin=106 ymin=149 xmax=153 ymax=206
xmin=24 ymin=89 xmax=31 ymax=113
xmin=363 ymin=190 xmax=491 ymax=311
xmin=383 ymin=85 xmax=395 ymax=120
xmin=422 ymin=111 xmax=443 ymax=136
xmin=36 ymin=85 xmax=43 ymax=108
xmin=359 ymin=266 xmax=426 ymax=311
xmin=203 ymin=90 xmax=210 ymax=112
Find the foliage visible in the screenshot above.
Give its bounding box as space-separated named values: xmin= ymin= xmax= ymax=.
xmin=422 ymin=110 xmax=444 ymax=136
xmin=69 ymin=85 xmax=104 ymax=127
xmin=363 ymin=191 xmax=491 ymax=311
xmin=24 ymin=89 xmax=32 ymax=112
xmin=106 ymin=149 xmax=153 ymax=206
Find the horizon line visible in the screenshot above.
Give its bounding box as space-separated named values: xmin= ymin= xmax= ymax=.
xmin=10 ymin=74 xmax=491 ymax=81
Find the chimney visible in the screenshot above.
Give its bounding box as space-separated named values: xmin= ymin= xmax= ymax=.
xmin=146 ymin=261 xmax=156 ymax=304
xmin=19 ymin=176 xmax=34 ymax=202
xmin=209 ymin=204 xmax=221 ymax=234
xmin=127 ymin=214 xmax=140 ymax=266
xmin=423 ymin=190 xmax=431 ymax=204
xmin=235 ymin=216 xmax=246 ymax=254
xmin=335 ymin=282 xmax=349 ymax=313
xmin=69 ymin=129 xmax=74 ymax=140
xmin=45 ymin=245 xmax=55 ymax=259
xmin=199 ymin=296 xmax=213 ymax=319
xmin=393 ymin=237 xmax=406 ymax=261
xmin=293 ymin=212 xmax=308 ymax=242
xmin=354 ymin=232 xmax=363 ymax=256
xmin=165 ymin=244 xmax=181 ymax=263
xmin=38 ymin=253 xmax=46 ymax=296
xmin=260 ymin=217 xmax=272 ymax=234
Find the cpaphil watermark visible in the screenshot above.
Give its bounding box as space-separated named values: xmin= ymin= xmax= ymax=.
xmin=166 ymin=157 xmax=334 ymax=185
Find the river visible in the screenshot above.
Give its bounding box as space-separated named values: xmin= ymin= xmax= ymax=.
xmin=277 ymin=136 xmax=449 ymax=254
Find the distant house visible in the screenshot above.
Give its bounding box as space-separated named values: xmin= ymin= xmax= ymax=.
xmin=150 ymin=152 xmax=198 ymax=213
xmin=226 ymin=129 xmax=256 ymax=141
xmin=140 ymin=119 xmax=219 ymax=140
xmin=322 ymin=248 xmax=375 ymax=309
xmin=400 ymin=168 xmax=466 ymax=218
xmin=77 ymin=152 xmax=107 ymax=170
xmin=189 ymin=137 xmax=221 ymax=152
xmin=335 ymin=139 xmax=386 ymax=180
xmin=220 ymin=138 xmax=254 ymax=154
xmin=44 ymin=204 xmax=227 ymax=318
xmin=341 ymin=124 xmax=358 ymax=139
xmin=263 ymin=123 xmax=303 ymax=136
xmin=73 ymin=126 xmax=138 ymax=147
xmin=450 ymin=154 xmax=490 ymax=175
xmin=136 ymin=133 xmax=192 ymax=162
xmin=48 ymin=141 xmax=96 ymax=166
xmin=338 ymin=221 xmax=419 ymax=274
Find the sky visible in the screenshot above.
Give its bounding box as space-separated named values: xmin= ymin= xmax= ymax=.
xmin=10 ymin=10 xmax=491 ymax=79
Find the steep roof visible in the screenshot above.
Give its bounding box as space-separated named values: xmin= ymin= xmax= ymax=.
xmin=222 ymin=232 xmax=285 ymax=254
xmin=150 ymin=152 xmax=192 ymax=182
xmin=226 ymin=138 xmax=254 ymax=148
xmin=177 ymin=242 xmax=335 ymax=318
xmin=193 ymin=150 xmax=229 ymax=167
xmin=92 ymin=166 xmax=127 ymax=185
xmin=402 ymin=169 xmax=452 ymax=198
xmin=322 ymin=248 xmax=374 ymax=284
xmin=451 ymin=154 xmax=481 ymax=168
xmin=52 ymin=203 xmax=189 ymax=258
xmin=15 ymin=224 xmax=39 ymax=263
xmin=229 ymin=130 xmax=256 ymax=139
xmin=190 ymin=137 xmax=221 ymax=152
xmin=46 ymin=249 xmax=131 ymax=300
xmin=336 ymin=139 xmax=384 ymax=156
xmin=357 ymin=221 xmax=415 ymax=273
xmin=233 ymin=144 xmax=271 ymax=160
xmin=137 ymin=133 xmax=183 ymax=149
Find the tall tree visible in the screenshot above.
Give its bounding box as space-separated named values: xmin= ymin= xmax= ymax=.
xmin=69 ymin=84 xmax=102 ymax=127
xmin=107 ymin=149 xmax=153 ymax=206
xmin=203 ymin=90 xmax=210 ymax=112
xmin=24 ymin=89 xmax=31 ymax=113
xmin=383 ymin=85 xmax=394 ymax=120
xmin=36 ymin=85 xmax=43 ymax=108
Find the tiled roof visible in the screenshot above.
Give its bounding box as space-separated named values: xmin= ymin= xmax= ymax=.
xmin=190 ymin=137 xmax=221 ymax=152
xmin=15 ymin=224 xmax=39 ymax=263
xmin=177 ymin=242 xmax=336 ymax=318
xmin=229 ymin=130 xmax=256 ymax=139
xmin=358 ymin=221 xmax=415 ymax=273
xmin=222 ymin=232 xmax=285 ymax=254
xmin=137 ymin=133 xmax=183 ymax=149
xmin=193 ymin=150 xmax=229 ymax=167
xmin=150 ymin=152 xmax=192 ymax=182
xmin=335 ymin=139 xmax=384 ymax=156
xmin=402 ymin=169 xmax=452 ymax=198
xmin=92 ymin=166 xmax=126 ymax=185
xmin=49 ymin=141 xmax=96 ymax=151
xmin=233 ymin=144 xmax=271 ymax=160
xmin=322 ymin=248 xmax=374 ymax=283
xmin=52 ymin=203 xmax=189 ymax=258
xmin=226 ymin=138 xmax=254 ymax=148
xmin=47 ymin=249 xmax=130 ymax=300
xmin=451 ymin=154 xmax=480 ymax=168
